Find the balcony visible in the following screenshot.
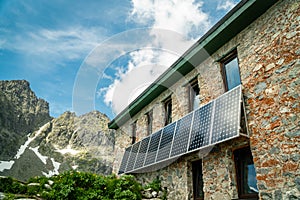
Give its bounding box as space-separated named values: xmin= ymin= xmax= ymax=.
xmin=118 ymin=85 xmax=248 ymax=174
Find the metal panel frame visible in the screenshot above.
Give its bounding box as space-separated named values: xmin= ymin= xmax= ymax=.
xmin=188 ymin=101 xmax=214 ymax=152
xmin=170 ymin=112 xmax=193 ymax=157
xmin=118 ymin=85 xmax=248 ymax=174
xmin=134 ymin=137 xmax=150 ymax=169
xmin=156 ymin=121 xmax=177 ymax=162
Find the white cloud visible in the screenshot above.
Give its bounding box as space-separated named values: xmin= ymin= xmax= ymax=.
xmin=0 ymin=39 xmax=6 ymax=48
xmin=32 ymin=27 xmax=104 ymax=58
xmin=100 ymin=0 xmax=211 ymax=115
xmin=130 ymin=0 xmax=211 ymax=39
xmin=2 ymin=26 xmax=106 ymax=72
xmin=100 ymin=49 xmax=179 ymax=114
xmin=217 ymin=0 xmax=236 ymax=11
xmin=101 ymin=73 xmax=114 ymax=81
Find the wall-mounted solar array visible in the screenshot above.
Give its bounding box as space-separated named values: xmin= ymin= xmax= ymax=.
xmin=118 ymin=85 xmax=247 ymax=174
xmin=134 ymin=137 xmax=150 ymax=169
xmin=170 ymin=113 xmax=193 ymax=157
xmin=144 ymin=130 xmax=162 ymax=166
xmin=188 ymin=102 xmax=213 ymax=151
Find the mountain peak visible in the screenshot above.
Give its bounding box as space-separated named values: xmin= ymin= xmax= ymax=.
xmin=0 ymin=80 xmax=114 ymax=181
xmin=0 ymin=80 xmax=52 ymax=160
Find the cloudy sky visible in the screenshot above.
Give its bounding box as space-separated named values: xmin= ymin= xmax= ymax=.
xmin=0 ymin=0 xmax=240 ymax=119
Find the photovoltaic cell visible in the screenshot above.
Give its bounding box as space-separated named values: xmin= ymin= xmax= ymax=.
xmin=118 ymin=146 xmax=131 ymax=174
xmin=170 ymin=112 xmax=193 ymax=157
xmin=188 ymin=102 xmax=213 ymax=151
xmin=144 ymin=130 xmax=162 ymax=166
xmin=211 ymin=86 xmax=240 ymax=144
xmin=134 ymin=137 xmax=150 ymax=169
xmin=119 ymin=85 xmax=243 ymax=174
xmin=156 ymin=122 xmax=176 ymax=162
xmin=125 ymin=142 xmax=140 ymax=172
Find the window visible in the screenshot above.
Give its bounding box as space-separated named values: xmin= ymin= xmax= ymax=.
xmin=192 ymin=160 xmax=204 ymax=200
xmin=221 ymin=51 xmax=241 ymax=91
xmin=234 ymin=146 xmax=258 ymax=199
xmin=240 ymin=104 xmax=248 ymax=134
xmin=164 ymin=97 xmax=172 ymax=125
xmin=189 ymin=78 xmax=200 ymax=112
xmin=131 ymin=121 xmax=137 ymax=144
xmin=146 ymin=110 xmax=153 ymax=136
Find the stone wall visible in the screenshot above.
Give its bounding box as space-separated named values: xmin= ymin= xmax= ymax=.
xmin=113 ymin=0 xmax=300 ymax=199
xmin=236 ymin=0 xmax=300 ymax=198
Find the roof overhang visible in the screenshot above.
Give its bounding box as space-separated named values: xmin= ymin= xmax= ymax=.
xmin=108 ymin=0 xmax=278 ymax=129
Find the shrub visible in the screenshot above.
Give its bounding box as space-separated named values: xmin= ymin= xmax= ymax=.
xmin=0 ymin=177 xmax=13 ymax=192
xmin=1 ymin=171 xmax=143 ymax=200
xmin=144 ymin=178 xmax=162 ymax=192
xmin=0 ymin=177 xmax=26 ymax=194
xmin=113 ymin=175 xmax=142 ymax=200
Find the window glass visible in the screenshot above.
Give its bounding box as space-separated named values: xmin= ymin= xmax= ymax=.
xmin=189 ymin=80 xmax=200 ymax=111
xmin=146 ymin=110 xmax=153 ymax=135
xmin=234 ymin=146 xmax=258 ymax=199
xmin=131 ymin=122 xmax=137 ymax=144
xmin=164 ymin=98 xmax=172 ymax=125
xmin=247 ymin=164 xmax=259 ymax=193
xmin=223 ymin=56 xmax=241 ymax=90
xmin=192 ymin=160 xmax=204 ymax=200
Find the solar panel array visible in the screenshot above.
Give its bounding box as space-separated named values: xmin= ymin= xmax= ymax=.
xmin=118 ymin=85 xmax=244 ymax=174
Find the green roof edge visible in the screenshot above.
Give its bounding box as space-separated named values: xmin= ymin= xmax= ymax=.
xmin=108 ymin=0 xmax=278 ymax=129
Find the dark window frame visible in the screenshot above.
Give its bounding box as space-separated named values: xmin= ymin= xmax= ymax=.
xmin=233 ymin=146 xmax=259 ymax=200
xmin=240 ymin=103 xmax=248 ymax=134
xmin=146 ymin=110 xmax=153 ymax=136
xmin=164 ymin=97 xmax=172 ymax=126
xmin=192 ymin=159 xmax=204 ymax=200
xmin=188 ymin=78 xmax=200 ymax=112
xmin=131 ymin=121 xmax=137 ymax=144
xmin=220 ymin=50 xmax=241 ymax=91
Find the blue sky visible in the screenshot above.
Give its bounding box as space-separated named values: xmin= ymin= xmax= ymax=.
xmin=0 ymin=0 xmax=240 ymax=119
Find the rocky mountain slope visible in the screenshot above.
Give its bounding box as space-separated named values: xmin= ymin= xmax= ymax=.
xmin=0 ymin=80 xmax=51 ymax=160
xmin=0 ymin=80 xmax=115 ymax=181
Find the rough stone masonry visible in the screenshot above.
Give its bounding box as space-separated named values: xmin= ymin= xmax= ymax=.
xmin=112 ymin=0 xmax=300 ymax=199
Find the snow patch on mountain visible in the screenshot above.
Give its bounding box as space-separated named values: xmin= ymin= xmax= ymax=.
xmin=15 ymin=123 xmax=49 ymax=160
xmin=29 ymin=146 xmax=48 ymax=165
xmin=43 ymin=158 xmax=61 ymax=177
xmin=55 ymin=145 xmax=81 ymax=155
xmin=0 ymin=161 xmax=15 ymax=172
xmin=0 ymin=123 xmax=49 ymax=172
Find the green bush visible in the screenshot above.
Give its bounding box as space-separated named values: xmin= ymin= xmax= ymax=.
xmin=0 ymin=177 xmax=13 ymax=192
xmin=144 ymin=178 xmax=162 ymax=192
xmin=3 ymin=193 xmax=15 ymax=200
xmin=0 ymin=177 xmax=26 ymax=194
xmin=0 ymin=171 xmax=144 ymax=200
xmin=44 ymin=171 xmax=142 ymax=200
xmin=113 ymin=175 xmax=142 ymax=200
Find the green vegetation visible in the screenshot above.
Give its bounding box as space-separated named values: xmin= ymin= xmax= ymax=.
xmin=144 ymin=177 xmax=161 ymax=192
xmin=0 ymin=171 xmax=143 ymax=200
xmin=144 ymin=178 xmax=167 ymax=200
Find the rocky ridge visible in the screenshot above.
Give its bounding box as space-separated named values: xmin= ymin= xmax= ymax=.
xmin=0 ymin=80 xmax=51 ymax=160
xmin=0 ymin=80 xmax=115 ymax=181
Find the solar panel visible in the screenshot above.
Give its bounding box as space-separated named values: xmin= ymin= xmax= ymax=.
xmin=119 ymin=85 xmax=244 ymax=174
xmin=134 ymin=137 xmax=150 ymax=169
xmin=211 ymin=86 xmax=240 ymax=144
xmin=125 ymin=141 xmax=140 ymax=172
xmin=188 ymin=102 xmax=213 ymax=151
xmin=156 ymin=122 xmax=176 ymax=162
xmin=170 ymin=112 xmax=193 ymax=157
xmin=118 ymin=146 xmax=132 ymax=174
xmin=144 ymin=130 xmax=162 ymax=166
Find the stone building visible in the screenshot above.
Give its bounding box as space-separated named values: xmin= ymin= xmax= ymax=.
xmin=109 ymin=0 xmax=300 ymax=199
